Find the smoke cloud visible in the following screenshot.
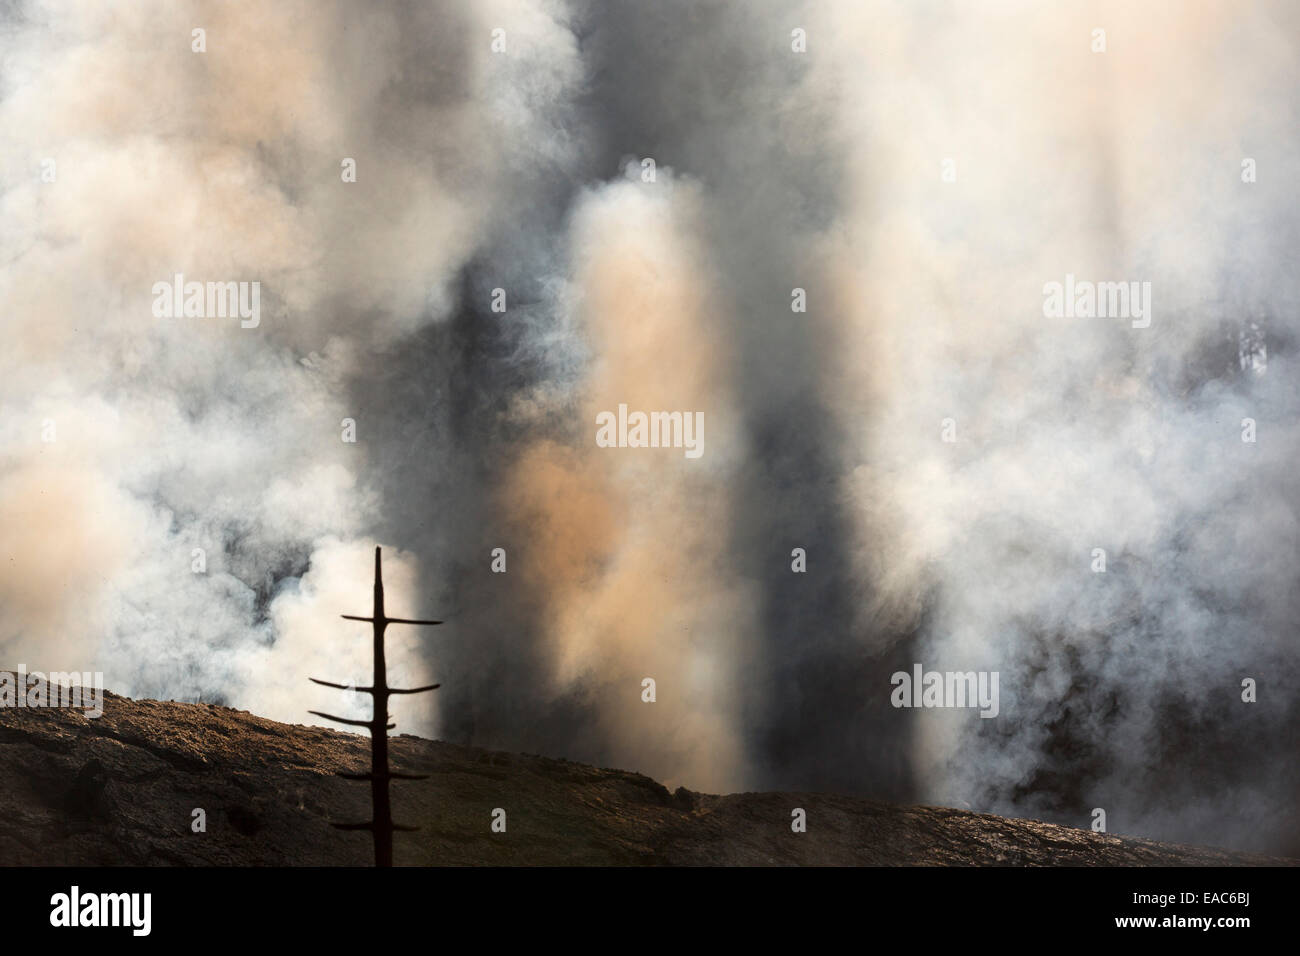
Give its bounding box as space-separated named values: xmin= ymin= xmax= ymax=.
xmin=2 ymin=0 xmax=1296 ymax=854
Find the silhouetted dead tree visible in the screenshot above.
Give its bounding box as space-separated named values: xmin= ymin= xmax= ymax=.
xmin=309 ymin=546 xmax=441 ymax=866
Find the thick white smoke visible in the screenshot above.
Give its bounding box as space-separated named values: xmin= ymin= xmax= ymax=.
xmin=813 ymin=1 xmax=1300 ymax=849
xmin=0 ymin=0 xmax=583 ymax=735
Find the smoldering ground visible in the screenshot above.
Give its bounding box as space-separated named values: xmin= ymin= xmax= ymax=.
xmin=1 ymin=0 xmax=1297 ymax=854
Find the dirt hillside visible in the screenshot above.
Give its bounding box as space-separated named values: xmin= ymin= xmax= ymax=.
xmin=0 ymin=677 xmax=1288 ymax=866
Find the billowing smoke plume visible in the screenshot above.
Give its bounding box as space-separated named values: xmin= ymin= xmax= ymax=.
xmin=0 ymin=0 xmax=584 ymax=732
xmin=2 ymin=0 xmax=1296 ymax=853
xmin=811 ymin=1 xmax=1300 ymax=852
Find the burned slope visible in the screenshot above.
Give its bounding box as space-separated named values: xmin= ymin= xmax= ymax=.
xmin=0 ymin=683 xmax=1289 ymax=866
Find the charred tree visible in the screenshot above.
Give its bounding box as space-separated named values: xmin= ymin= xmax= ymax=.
xmin=309 ymin=546 xmax=441 ymax=866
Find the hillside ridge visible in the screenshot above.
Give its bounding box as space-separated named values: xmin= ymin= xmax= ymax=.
xmin=0 ymin=679 xmax=1289 ymax=866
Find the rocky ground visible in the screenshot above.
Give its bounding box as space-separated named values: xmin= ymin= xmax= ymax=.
xmin=0 ymin=678 xmax=1291 ymax=866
